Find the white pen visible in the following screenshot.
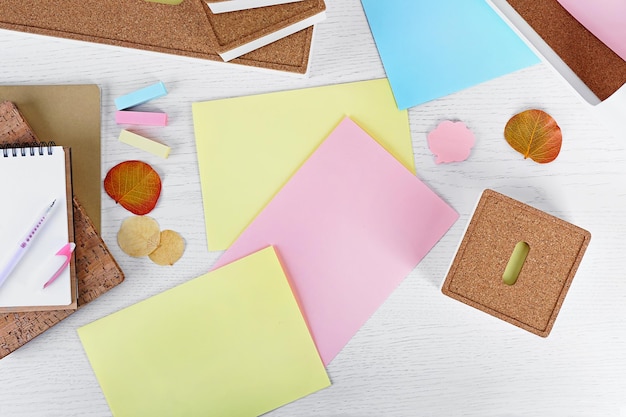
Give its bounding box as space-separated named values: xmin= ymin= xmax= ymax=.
xmin=0 ymin=199 xmax=57 ymax=289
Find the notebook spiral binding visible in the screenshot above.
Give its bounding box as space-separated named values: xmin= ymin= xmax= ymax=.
xmin=1 ymin=141 xmax=56 ymax=157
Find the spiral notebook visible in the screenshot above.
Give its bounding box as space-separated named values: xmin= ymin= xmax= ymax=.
xmin=0 ymin=143 xmax=77 ymax=312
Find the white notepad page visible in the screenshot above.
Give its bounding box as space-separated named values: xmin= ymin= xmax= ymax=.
xmin=0 ymin=145 xmax=72 ymax=308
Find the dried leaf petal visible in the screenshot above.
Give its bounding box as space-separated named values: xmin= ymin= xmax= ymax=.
xmin=104 ymin=160 xmax=162 ymax=215
xmin=117 ymin=216 xmax=161 ymax=257
xmin=149 ymin=230 xmax=185 ymax=266
xmin=504 ymin=109 xmax=562 ymax=163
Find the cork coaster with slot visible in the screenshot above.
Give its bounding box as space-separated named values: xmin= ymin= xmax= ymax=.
xmin=441 ymin=189 xmax=591 ymax=337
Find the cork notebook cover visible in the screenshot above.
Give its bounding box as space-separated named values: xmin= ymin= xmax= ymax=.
xmin=0 ymin=101 xmax=124 ymax=359
xmin=442 ymin=189 xmax=591 ymax=337
xmin=502 ymin=0 xmax=626 ymax=101
xmin=0 ymin=0 xmax=313 ymax=74
xmin=205 ymin=0 xmax=325 ymax=61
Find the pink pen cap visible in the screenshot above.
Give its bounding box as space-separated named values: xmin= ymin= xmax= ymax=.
xmin=43 ymin=242 xmax=76 ymax=289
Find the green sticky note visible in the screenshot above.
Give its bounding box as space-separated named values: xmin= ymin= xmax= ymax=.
xmin=78 ymin=247 xmax=329 ymax=417
xmin=192 ymin=78 xmax=415 ymax=250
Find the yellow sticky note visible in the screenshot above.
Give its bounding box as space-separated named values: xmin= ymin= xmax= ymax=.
xmin=118 ymin=129 xmax=170 ymax=158
xmin=78 ymin=247 xmax=329 ymax=417
xmin=192 ymin=78 xmax=414 ymax=250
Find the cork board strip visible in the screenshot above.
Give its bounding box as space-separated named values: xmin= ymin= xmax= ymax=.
xmin=504 ymin=0 xmax=626 ymax=101
xmin=0 ymin=0 xmax=313 ymax=75
xmin=0 ymin=102 xmax=124 ymax=359
xmin=442 ymin=189 xmax=591 ymax=337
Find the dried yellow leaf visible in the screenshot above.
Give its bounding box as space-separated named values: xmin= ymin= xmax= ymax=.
xmin=117 ymin=216 xmax=161 ymax=257
xmin=148 ymin=230 xmax=185 ymax=266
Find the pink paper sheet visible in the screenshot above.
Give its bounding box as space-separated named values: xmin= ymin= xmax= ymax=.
xmin=557 ymin=0 xmax=626 ymax=61
xmin=213 ymin=117 xmax=458 ymax=364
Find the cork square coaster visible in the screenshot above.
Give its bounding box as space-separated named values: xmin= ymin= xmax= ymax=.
xmin=442 ymin=189 xmax=591 ymax=337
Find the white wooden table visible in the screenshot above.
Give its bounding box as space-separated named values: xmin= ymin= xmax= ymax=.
xmin=1 ymin=1 xmax=625 ymax=416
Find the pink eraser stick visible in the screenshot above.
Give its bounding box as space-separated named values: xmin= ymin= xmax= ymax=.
xmin=43 ymin=242 xmax=76 ymax=289
xmin=115 ymin=111 xmax=168 ymax=126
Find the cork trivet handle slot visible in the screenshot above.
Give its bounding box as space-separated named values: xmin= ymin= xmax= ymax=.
xmin=502 ymin=241 xmax=530 ymax=286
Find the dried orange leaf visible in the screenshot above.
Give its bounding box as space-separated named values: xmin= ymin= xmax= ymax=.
xmin=117 ymin=216 xmax=161 ymax=257
xmin=104 ymin=160 xmax=162 ymax=215
xmin=504 ymin=109 xmax=562 ymax=163
xmin=148 ymin=230 xmax=185 ymax=266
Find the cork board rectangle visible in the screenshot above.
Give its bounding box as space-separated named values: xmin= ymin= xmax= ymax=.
xmin=441 ymin=189 xmax=591 ymax=337
xmin=205 ymin=0 xmax=325 ymax=61
xmin=502 ymin=0 xmax=626 ymax=102
xmin=0 ymin=0 xmax=313 ymax=74
xmin=0 ymin=101 xmax=124 ymax=359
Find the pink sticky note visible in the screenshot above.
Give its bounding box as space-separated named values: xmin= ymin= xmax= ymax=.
xmin=427 ymin=120 xmax=475 ymax=164
xmin=213 ymin=117 xmax=458 ymax=365
xmin=115 ymin=111 xmax=168 ymax=126
xmin=557 ymin=0 xmax=626 ymax=62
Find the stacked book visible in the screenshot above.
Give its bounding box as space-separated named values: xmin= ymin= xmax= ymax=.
xmin=0 ymin=89 xmax=124 ymax=360
xmin=205 ymin=0 xmax=326 ymax=70
xmin=0 ymin=0 xmax=327 ymax=75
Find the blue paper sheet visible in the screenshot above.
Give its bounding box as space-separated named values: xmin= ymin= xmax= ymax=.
xmin=361 ymin=0 xmax=539 ymax=109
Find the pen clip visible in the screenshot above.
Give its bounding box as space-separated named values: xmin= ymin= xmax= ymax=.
xmin=43 ymin=242 xmax=76 ymax=289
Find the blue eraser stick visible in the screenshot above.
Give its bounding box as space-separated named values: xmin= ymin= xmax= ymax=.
xmin=114 ymin=81 xmax=168 ymax=110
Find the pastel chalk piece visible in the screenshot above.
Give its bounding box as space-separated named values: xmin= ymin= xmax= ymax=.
xmin=115 ymin=111 xmax=168 ymax=126
xmin=118 ymin=129 xmax=170 ymax=158
xmin=441 ymin=189 xmax=591 ymax=337
xmin=114 ymin=82 xmax=168 ymax=110
xmin=427 ymin=120 xmax=475 ymax=164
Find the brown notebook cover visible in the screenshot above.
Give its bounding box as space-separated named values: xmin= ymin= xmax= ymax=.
xmin=0 ymin=85 xmax=102 ymax=232
xmin=0 ymin=101 xmax=124 ymax=359
xmin=0 ymin=0 xmax=313 ymax=74
xmin=503 ymin=0 xmax=626 ymax=101
xmin=205 ymin=0 xmax=325 ymax=61
xmin=0 ymin=145 xmax=77 ymax=313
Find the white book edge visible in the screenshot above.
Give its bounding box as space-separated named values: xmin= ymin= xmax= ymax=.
xmin=486 ymin=0 xmax=600 ymax=106
xmin=219 ymin=11 xmax=326 ymax=62
xmin=207 ymin=0 xmax=305 ymax=14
